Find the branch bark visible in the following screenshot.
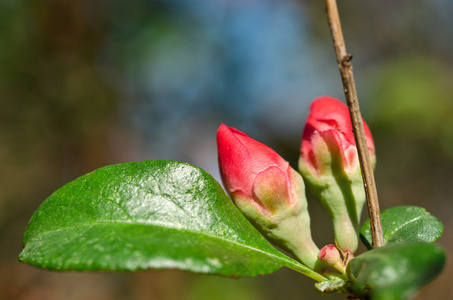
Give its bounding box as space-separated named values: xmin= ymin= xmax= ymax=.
xmin=325 ymin=0 xmax=384 ymax=248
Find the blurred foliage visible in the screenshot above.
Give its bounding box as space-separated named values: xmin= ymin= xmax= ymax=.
xmin=368 ymin=57 xmax=453 ymax=160
xmin=187 ymin=276 xmax=264 ymax=300
xmin=1 ymin=0 xmax=452 ymax=299
xmin=0 ymin=0 xmax=116 ymax=227
xmin=364 ymin=57 xmax=453 ymax=225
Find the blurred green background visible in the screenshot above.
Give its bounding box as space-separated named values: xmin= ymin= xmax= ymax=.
xmin=1 ymin=0 xmax=452 ymax=299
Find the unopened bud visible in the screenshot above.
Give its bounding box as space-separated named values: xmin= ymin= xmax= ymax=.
xmin=317 ymin=244 xmax=346 ymax=274
xmin=217 ymin=124 xmax=319 ymax=269
xmin=299 ymin=97 xmax=376 ymax=254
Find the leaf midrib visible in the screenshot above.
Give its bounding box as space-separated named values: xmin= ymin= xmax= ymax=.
xmin=25 ymin=220 xmax=325 ymax=280
xmin=386 ymin=215 xmax=423 ymax=240
xmin=26 ymin=220 xmax=299 ymax=268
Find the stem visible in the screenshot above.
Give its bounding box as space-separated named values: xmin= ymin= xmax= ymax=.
xmin=324 ymin=0 xmax=384 ymax=248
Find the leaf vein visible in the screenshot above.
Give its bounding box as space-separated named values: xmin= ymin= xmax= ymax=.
xmin=387 ymin=215 xmax=423 ymax=240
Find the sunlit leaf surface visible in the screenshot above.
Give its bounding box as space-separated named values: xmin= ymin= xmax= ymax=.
xmin=19 ymin=160 xmax=321 ymax=279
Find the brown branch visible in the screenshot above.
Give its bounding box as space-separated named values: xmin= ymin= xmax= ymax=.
xmin=325 ymin=0 xmax=384 ymax=248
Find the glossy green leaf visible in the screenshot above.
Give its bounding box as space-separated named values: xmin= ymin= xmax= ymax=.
xmin=19 ymin=160 xmax=323 ymax=280
xmin=347 ymin=242 xmax=446 ymax=300
xmin=360 ymin=205 xmax=444 ymax=249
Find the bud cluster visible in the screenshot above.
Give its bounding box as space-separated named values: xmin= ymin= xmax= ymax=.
xmin=216 ymin=96 xmax=375 ymax=271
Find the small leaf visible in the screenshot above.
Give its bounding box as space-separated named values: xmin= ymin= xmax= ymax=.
xmin=315 ymin=277 xmax=346 ymax=294
xmin=347 ymin=242 xmax=446 ymax=300
xmin=19 ymin=160 xmax=323 ymax=280
xmin=360 ymin=205 xmax=443 ymax=249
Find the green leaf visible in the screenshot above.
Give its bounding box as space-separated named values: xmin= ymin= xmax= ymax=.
xmin=19 ymin=160 xmax=323 ymax=280
xmin=315 ymin=277 xmax=346 ymax=294
xmin=347 ymin=242 xmax=446 ymax=300
xmin=360 ymin=205 xmax=444 ymax=249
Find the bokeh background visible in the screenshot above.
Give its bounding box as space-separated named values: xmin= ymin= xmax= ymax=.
xmin=1 ymin=0 xmax=452 ymax=299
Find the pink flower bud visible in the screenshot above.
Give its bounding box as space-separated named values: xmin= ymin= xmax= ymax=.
xmin=317 ymin=244 xmax=345 ymax=274
xmin=217 ymin=123 xmax=319 ymax=269
xmin=300 ymin=96 xmax=375 ymax=177
xmin=318 ymin=244 xmax=341 ymax=264
xmin=217 ymin=124 xmax=297 ymax=215
xmin=298 ymin=97 xmax=376 ymax=254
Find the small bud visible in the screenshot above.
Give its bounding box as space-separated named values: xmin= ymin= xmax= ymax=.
xmin=299 ymin=97 xmax=375 ymax=253
xmin=317 ymin=244 xmax=346 ymax=274
xmin=217 ymin=124 xmax=319 ymax=269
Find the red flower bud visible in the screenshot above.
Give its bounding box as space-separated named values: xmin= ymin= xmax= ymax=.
xmin=217 ymin=123 xmax=319 ymax=268
xmin=217 ymin=124 xmax=298 ymax=215
xmin=300 ymin=96 xmax=375 ymax=177
xmin=298 ymin=97 xmax=376 ymax=254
